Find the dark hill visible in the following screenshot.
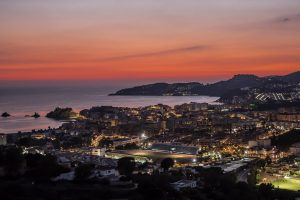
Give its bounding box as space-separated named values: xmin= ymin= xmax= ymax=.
xmin=280 ymin=71 xmax=300 ymax=83
xmin=112 ymin=82 xmax=203 ymax=96
xmin=196 ymin=74 xmax=263 ymax=96
xmin=110 ymin=71 xmax=300 ymax=97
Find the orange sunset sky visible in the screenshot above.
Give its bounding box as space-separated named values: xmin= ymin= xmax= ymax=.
xmin=0 ymin=0 xmax=300 ymax=82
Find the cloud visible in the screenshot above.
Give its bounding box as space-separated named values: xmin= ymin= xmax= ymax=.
xmin=188 ymin=54 xmax=300 ymax=67
xmin=0 ymin=67 xmax=53 ymax=73
xmin=0 ymin=44 xmax=210 ymax=65
xmin=99 ymin=45 xmax=210 ymax=61
xmin=276 ymin=13 xmax=300 ymax=24
xmin=230 ymin=13 xmax=300 ymax=31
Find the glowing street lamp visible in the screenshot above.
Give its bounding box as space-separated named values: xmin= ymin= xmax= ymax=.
xmin=141 ymin=132 xmax=147 ymax=139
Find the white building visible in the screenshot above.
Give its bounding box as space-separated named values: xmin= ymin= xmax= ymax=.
xmin=290 ymin=142 xmax=300 ymax=154
xmin=91 ymin=148 xmax=106 ymax=157
xmin=94 ymin=167 xmax=119 ymax=177
xmin=248 ymin=139 xmax=271 ymax=148
xmin=171 ymin=180 xmax=197 ymax=191
xmin=113 ymin=136 xmax=141 ymax=147
xmin=53 ymin=171 xmax=75 ymax=181
xmin=57 ymin=156 xmax=72 ymax=168
xmin=0 ymin=134 xmax=7 ymax=145
xmin=248 ymin=140 xmax=258 ymax=148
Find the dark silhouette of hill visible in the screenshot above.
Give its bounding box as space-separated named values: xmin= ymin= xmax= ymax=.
xmin=110 ymin=71 xmax=300 ymax=97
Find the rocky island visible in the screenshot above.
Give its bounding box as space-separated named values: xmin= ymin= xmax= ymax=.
xmin=32 ymin=112 xmax=41 ymax=118
xmin=46 ymin=107 xmax=77 ymax=120
xmin=1 ymin=112 xmax=11 ymax=118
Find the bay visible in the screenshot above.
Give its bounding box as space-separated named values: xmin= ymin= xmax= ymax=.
xmin=0 ymin=85 xmax=219 ymax=133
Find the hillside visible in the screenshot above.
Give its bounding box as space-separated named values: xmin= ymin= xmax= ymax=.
xmin=110 ymin=71 xmax=300 ymax=99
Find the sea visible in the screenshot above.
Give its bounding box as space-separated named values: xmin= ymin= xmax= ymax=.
xmin=0 ymin=82 xmax=219 ymax=134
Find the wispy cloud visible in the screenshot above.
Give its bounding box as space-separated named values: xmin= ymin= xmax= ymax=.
xmin=231 ymin=13 xmax=300 ymax=31
xmin=275 ymin=13 xmax=300 ymax=24
xmin=0 ymin=67 xmax=53 ymax=73
xmin=188 ymin=54 xmax=300 ymax=67
xmin=0 ymin=45 xmax=210 ymax=65
xmin=99 ymin=45 xmax=210 ymax=61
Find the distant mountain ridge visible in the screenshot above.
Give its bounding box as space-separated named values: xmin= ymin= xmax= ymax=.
xmin=110 ymin=71 xmax=300 ymax=98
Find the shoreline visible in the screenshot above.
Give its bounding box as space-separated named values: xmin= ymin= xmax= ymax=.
xmin=0 ymin=116 xmax=64 ymax=134
xmin=0 ymin=95 xmax=219 ymax=134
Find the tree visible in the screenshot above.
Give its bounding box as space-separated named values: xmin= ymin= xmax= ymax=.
xmin=265 ymin=156 xmax=272 ymax=165
xmin=136 ymin=173 xmax=176 ymax=200
xmin=115 ymin=142 xmax=139 ymax=150
xmin=17 ymin=137 xmax=32 ymax=147
xmin=62 ymin=136 xmax=83 ymax=148
xmin=24 ymin=154 xmax=69 ymax=180
xmin=194 ymin=166 xmax=223 ymax=189
xmin=117 ymin=157 xmax=135 ymax=177
xmin=258 ymin=183 xmax=274 ymax=200
xmin=74 ymin=164 xmax=93 ymax=181
xmin=0 ymin=150 xmax=4 ymax=166
xmin=161 ymin=158 xmax=174 ymax=171
xmin=25 ymin=153 xmax=44 ymax=168
xmin=40 ymin=154 xmax=69 ymax=179
xmin=99 ymin=137 xmax=113 ymax=148
xmin=4 ymin=147 xmax=24 ymax=177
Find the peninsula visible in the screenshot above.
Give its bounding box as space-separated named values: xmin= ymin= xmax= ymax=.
xmin=110 ymin=71 xmax=300 ymax=103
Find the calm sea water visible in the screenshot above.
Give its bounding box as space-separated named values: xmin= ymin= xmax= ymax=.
xmin=0 ymin=84 xmax=218 ymax=134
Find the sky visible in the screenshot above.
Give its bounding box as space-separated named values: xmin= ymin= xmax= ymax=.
xmin=0 ymin=0 xmax=300 ymax=82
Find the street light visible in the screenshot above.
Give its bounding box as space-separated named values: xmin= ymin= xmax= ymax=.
xmin=141 ymin=132 xmax=147 ymax=139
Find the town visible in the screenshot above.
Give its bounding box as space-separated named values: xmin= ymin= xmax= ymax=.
xmin=1 ymin=95 xmax=300 ymax=199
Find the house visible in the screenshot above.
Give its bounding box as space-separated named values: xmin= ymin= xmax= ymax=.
xmin=91 ymin=147 xmax=106 ymax=157
xmin=52 ymin=171 xmax=75 ymax=181
xmin=290 ymin=142 xmax=300 ymax=155
xmin=57 ymin=156 xmax=72 ymax=168
xmin=94 ymin=166 xmax=119 ymax=177
xmin=171 ymin=180 xmax=197 ymax=191
xmin=0 ymin=134 xmax=7 ymax=145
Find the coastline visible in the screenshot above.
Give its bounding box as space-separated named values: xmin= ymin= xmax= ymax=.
xmin=0 ymin=116 xmax=63 ymax=134
xmin=0 ymin=95 xmax=219 ymax=134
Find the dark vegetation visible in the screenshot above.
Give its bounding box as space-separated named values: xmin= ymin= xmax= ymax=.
xmin=117 ymin=157 xmax=135 ymax=178
xmin=254 ymin=101 xmax=300 ymax=111
xmin=160 ymin=157 xmax=175 ymax=171
xmin=98 ymin=137 xmax=113 ymax=148
xmin=272 ymin=129 xmax=300 ymax=150
xmin=0 ymin=147 xmax=299 ymax=200
xmin=46 ymin=107 xmax=76 ymax=120
xmin=0 ymin=146 xmax=69 ymax=180
xmin=115 ymin=142 xmax=139 ymax=150
xmin=74 ymin=163 xmax=94 ymax=181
